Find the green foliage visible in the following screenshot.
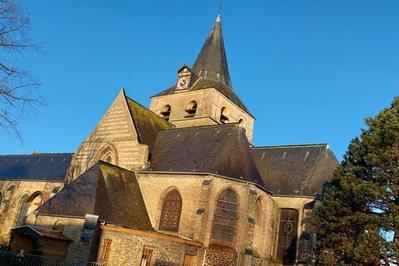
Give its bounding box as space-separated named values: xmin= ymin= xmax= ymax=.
xmin=308 ymin=97 xmax=399 ymax=265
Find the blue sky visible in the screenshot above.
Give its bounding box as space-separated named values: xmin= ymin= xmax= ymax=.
xmin=1 ymin=0 xmax=398 ymax=160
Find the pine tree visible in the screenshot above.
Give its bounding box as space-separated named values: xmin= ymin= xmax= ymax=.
xmin=308 ymin=97 xmax=399 ymax=265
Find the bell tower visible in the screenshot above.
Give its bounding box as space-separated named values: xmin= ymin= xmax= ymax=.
xmin=150 ymin=15 xmax=254 ymax=142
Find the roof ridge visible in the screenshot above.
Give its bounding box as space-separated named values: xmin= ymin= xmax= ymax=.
xmin=254 ymin=143 xmax=328 ymax=149
xmin=161 ymin=122 xmax=240 ymax=132
xmin=125 ymin=96 xmax=175 ymax=128
xmin=98 ymin=160 xmax=135 ymax=175
xmin=0 ymin=153 xmax=73 ymax=157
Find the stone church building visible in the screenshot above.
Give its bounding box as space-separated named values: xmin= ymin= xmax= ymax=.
xmin=0 ymin=16 xmax=338 ymax=265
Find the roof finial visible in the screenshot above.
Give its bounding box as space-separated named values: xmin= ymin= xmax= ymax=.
xmin=217 ymin=0 xmax=223 ymax=21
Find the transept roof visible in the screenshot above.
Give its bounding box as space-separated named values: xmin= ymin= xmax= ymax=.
xmin=37 ymin=161 xmax=154 ymax=231
xmin=126 ymin=96 xmax=174 ymax=153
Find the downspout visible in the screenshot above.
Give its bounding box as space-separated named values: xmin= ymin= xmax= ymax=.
xmin=201 ymin=249 xmax=207 ymax=266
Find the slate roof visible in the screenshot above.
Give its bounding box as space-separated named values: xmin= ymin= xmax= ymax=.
xmin=148 ymin=124 xmax=265 ymax=186
xmin=126 ymin=96 xmax=174 ymax=153
xmin=37 ymin=161 xmax=154 ymax=231
xmin=192 ymin=15 xmax=232 ymax=88
xmin=252 ymin=144 xmax=338 ymax=197
xmin=0 ymin=153 xmax=72 ymax=181
xmin=12 ymin=225 xmax=72 ymax=242
xmin=152 ymin=16 xmax=252 ymax=117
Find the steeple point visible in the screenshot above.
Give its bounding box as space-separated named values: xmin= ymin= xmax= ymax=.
xmin=192 ymin=15 xmax=232 ymax=87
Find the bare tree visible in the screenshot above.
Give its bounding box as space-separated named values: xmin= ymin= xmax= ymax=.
xmin=0 ymin=0 xmax=43 ymax=138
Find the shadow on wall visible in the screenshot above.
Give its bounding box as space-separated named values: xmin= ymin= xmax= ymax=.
xmin=8 ymin=218 xmax=101 ymax=264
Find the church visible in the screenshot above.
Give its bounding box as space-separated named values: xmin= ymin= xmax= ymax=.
xmin=0 ymin=15 xmax=338 ymax=265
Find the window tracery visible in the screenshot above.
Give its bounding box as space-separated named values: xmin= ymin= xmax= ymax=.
xmin=276 ymin=208 xmax=299 ymax=262
xmin=158 ymin=189 xmax=182 ymax=232
xmin=211 ymin=189 xmax=238 ymax=242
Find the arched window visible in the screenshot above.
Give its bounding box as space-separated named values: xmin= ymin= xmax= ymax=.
xmin=15 ymin=192 xmax=47 ymax=227
xmin=160 ymin=105 xmax=171 ymax=121
xmin=14 ymin=194 xmax=30 ymax=227
xmin=276 ymin=208 xmax=299 ymax=263
xmin=94 ymin=145 xmax=118 ymax=165
xmin=211 ymin=189 xmax=238 ymax=242
xmin=158 ymin=189 xmax=182 ymax=232
xmin=220 ymin=107 xmax=229 ymax=124
xmin=255 ymin=197 xmax=262 ymax=224
xmin=185 ymin=101 xmax=197 ymax=118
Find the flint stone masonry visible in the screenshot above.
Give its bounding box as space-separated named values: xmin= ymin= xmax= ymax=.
xmin=98 ymin=229 xmax=196 ymax=266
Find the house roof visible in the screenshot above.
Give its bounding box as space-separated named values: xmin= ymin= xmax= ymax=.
xmin=37 ymin=161 xmax=154 ymax=231
xmin=252 ymin=144 xmax=338 ymax=196
xmin=0 ymin=153 xmax=72 ymax=181
xmin=148 ymin=124 xmax=264 ymax=186
xmin=126 ymin=96 xmax=174 ymax=153
xmin=12 ymin=225 xmax=72 ymax=242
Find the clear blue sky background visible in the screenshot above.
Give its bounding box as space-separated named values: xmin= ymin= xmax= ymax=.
xmin=1 ymin=0 xmax=398 ymax=160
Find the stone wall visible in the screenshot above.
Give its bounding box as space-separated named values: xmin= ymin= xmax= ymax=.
xmin=137 ymin=172 xmax=314 ymax=265
xmin=98 ymin=227 xmax=201 ymax=266
xmin=137 ymin=173 xmax=275 ymax=258
xmin=67 ymin=90 xmax=148 ymax=181
xmin=0 ymin=180 xmax=63 ymax=244
xmin=150 ymin=88 xmax=254 ymax=142
xmin=29 ymin=214 xmax=96 ymax=263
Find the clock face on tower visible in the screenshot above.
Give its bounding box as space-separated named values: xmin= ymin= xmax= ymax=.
xmin=176 ymin=68 xmax=191 ymax=90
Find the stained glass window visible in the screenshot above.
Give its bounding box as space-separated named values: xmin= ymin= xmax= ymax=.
xmin=158 ymin=189 xmax=182 ymax=232
xmin=276 ymin=208 xmax=299 ymax=263
xmin=211 ymin=189 xmax=238 ymax=242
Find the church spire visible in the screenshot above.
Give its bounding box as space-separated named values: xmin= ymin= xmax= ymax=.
xmin=192 ymin=15 xmax=232 ymax=87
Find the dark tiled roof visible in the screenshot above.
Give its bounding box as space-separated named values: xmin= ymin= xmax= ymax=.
xmin=0 ymin=153 xmax=72 ymax=181
xmin=192 ymin=15 xmax=232 ymax=88
xmin=126 ymin=97 xmax=174 ymax=154
xmin=148 ymin=124 xmax=264 ymax=186
xmin=37 ymin=162 xmax=154 ymax=231
xmin=12 ymin=225 xmax=72 ymax=242
xmin=252 ymin=144 xmax=338 ymax=196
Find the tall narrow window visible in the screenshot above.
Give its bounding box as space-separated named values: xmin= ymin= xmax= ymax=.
xmin=14 ymin=194 xmax=29 ymax=227
xmin=141 ymin=246 xmax=153 ymax=266
xmin=211 ymin=189 xmax=238 ymax=242
xmin=160 ymin=105 xmax=171 ymax=121
xmin=158 ymin=189 xmax=182 ymax=232
xmin=100 ymin=239 xmax=112 ymax=263
xmin=220 ymin=107 xmax=229 ymax=124
xmin=185 ymin=101 xmax=197 ymax=118
xmin=276 ymin=208 xmax=299 ymax=263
